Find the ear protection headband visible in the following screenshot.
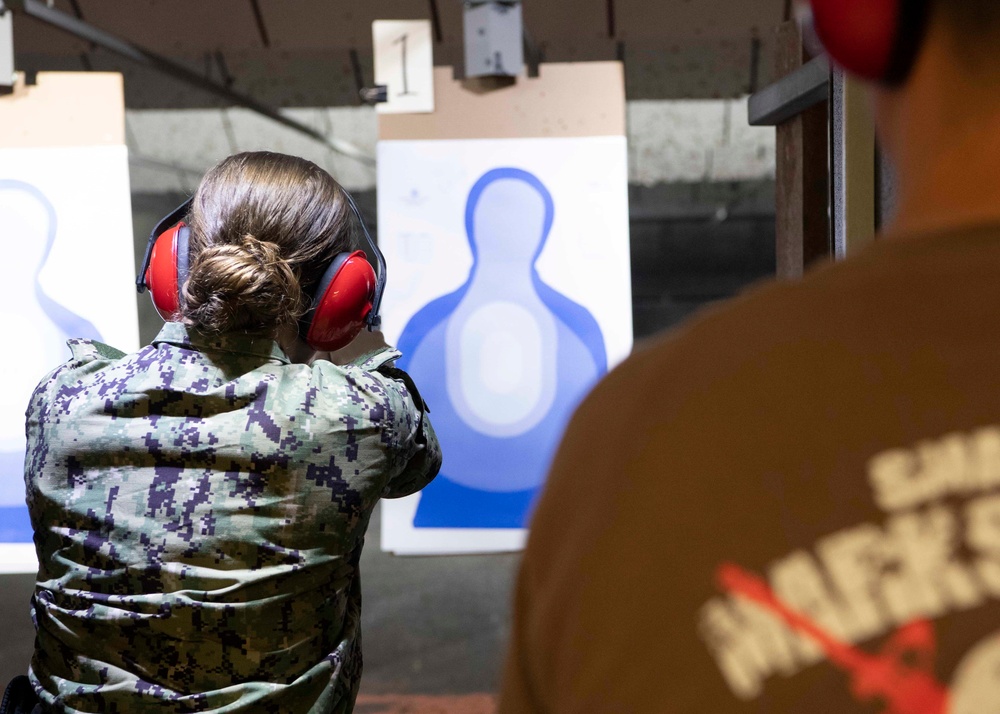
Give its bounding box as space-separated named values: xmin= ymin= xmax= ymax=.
xmin=136 ymin=190 xmax=386 ymax=352
xmin=806 ymin=0 xmax=931 ymax=85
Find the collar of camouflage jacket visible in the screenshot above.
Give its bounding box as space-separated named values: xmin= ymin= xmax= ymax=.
xmin=151 ymin=321 xmax=291 ymax=364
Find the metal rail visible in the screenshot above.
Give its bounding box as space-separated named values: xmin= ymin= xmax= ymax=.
xmin=748 ymin=55 xmax=830 ymax=127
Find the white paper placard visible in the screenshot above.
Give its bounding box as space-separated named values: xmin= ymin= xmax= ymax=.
xmin=0 ymin=145 xmax=138 ymax=572
xmin=373 ymin=20 xmax=435 ymax=114
xmin=378 ymin=136 xmax=632 ymax=555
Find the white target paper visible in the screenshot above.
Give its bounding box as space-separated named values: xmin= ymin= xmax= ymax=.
xmin=378 ymin=136 xmax=632 ymax=555
xmin=0 ymin=145 xmax=138 ymax=573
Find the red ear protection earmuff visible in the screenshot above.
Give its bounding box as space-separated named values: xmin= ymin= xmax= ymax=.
xmin=143 ymin=222 xmax=190 ymax=321
xmin=806 ymin=0 xmax=931 ymax=85
xmin=136 ymin=189 xmax=386 ymax=352
xmin=300 ymin=249 xmax=377 ymax=351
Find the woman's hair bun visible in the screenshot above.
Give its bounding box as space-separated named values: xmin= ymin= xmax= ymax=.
xmin=182 ymin=234 xmax=305 ymax=334
xmin=180 ymin=151 xmax=356 ymax=336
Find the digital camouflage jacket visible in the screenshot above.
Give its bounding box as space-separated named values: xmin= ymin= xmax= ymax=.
xmin=23 ymin=322 xmax=440 ymax=713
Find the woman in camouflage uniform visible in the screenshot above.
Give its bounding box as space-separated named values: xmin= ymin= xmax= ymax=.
xmin=21 ymin=152 xmax=441 ymax=713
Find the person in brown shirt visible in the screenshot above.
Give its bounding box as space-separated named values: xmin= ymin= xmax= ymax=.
xmin=499 ymin=1 xmax=1000 ymax=711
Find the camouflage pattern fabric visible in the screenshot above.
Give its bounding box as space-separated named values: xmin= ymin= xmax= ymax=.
xmin=22 ymin=322 xmax=441 ymax=713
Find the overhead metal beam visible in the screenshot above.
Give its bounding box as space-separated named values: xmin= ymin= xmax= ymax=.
xmin=427 ymin=0 xmax=443 ymax=43
xmin=748 ymin=55 xmax=829 ymax=127
xmin=8 ymin=0 xmax=375 ymax=167
xmin=0 ymin=0 xmax=14 ymax=93
xmin=247 ymin=0 xmax=270 ymax=49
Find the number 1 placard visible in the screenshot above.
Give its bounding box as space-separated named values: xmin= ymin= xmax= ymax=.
xmin=373 ymin=20 xmax=435 ymax=115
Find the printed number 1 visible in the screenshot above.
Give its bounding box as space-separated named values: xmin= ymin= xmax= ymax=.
xmin=394 ymin=33 xmax=416 ymax=96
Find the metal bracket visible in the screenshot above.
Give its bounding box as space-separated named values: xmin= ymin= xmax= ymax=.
xmin=747 ymin=56 xmax=830 ymax=127
xmin=359 ymin=85 xmax=388 ymax=105
xmin=522 ymin=26 xmax=541 ymax=78
xmin=463 ymin=0 xmax=523 ymax=78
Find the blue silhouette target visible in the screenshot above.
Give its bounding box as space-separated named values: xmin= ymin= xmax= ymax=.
xmin=396 ymin=168 xmax=607 ymax=528
xmin=0 ymin=180 xmax=103 ymax=543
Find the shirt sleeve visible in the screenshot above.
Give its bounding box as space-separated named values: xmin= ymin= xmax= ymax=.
xmin=374 ymin=362 xmax=442 ymax=499
xmin=345 ymin=347 xmax=442 ymax=499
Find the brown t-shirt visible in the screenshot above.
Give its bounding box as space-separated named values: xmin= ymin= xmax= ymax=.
xmin=499 ymin=225 xmax=1000 ymax=713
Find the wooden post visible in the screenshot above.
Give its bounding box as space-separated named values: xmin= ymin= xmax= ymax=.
xmin=774 ymin=21 xmax=830 ymax=279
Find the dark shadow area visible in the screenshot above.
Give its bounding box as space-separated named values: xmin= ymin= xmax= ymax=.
xmin=630 ymin=181 xmax=777 ymax=339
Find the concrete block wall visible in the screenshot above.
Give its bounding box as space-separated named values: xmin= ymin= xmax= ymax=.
xmin=121 ymin=98 xmax=775 ymax=195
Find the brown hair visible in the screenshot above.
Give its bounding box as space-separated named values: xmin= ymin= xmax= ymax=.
xmin=181 ymin=151 xmax=356 ymax=335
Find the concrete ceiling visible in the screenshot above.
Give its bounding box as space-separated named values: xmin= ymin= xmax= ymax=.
xmin=11 ymin=0 xmax=789 ymax=107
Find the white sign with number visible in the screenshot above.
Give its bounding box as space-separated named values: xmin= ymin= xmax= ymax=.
xmin=373 ymin=20 xmax=435 ymax=114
